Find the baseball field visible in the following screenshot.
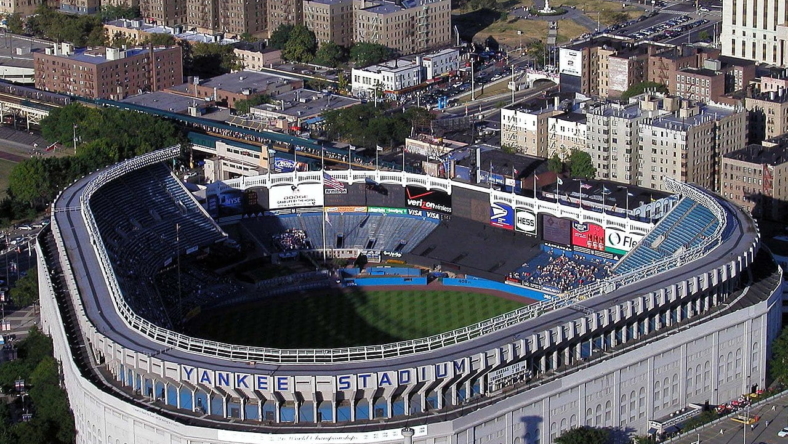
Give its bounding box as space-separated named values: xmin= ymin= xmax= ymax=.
xmin=184 ymin=287 xmax=529 ymax=349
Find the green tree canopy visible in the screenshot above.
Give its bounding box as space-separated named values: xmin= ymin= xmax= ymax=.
xmin=322 ymin=103 xmax=433 ymax=149
xmin=184 ymin=42 xmax=241 ymax=77
xmin=269 ymin=24 xmax=294 ymax=50
xmin=6 ymin=13 xmax=24 ymax=35
xmin=350 ymin=42 xmax=392 ymax=68
xmin=143 ymin=32 xmax=176 ymax=47
xmin=239 ymin=32 xmax=258 ymax=43
xmin=620 ymin=81 xmax=669 ymax=100
xmin=769 ymin=327 xmax=788 ymax=384
xmin=8 ymin=269 xmax=37 ymax=308
xmin=601 ymin=9 xmax=628 ymax=25
xmin=555 ymin=426 xmax=611 ymax=444
xmin=282 ymin=25 xmax=317 ymax=63
xmin=235 ymin=94 xmax=272 ymax=114
xmin=24 ymin=6 xmax=105 ymax=47
xmin=469 ymin=0 xmax=497 ymax=10
xmin=313 ymin=41 xmax=347 ymax=68
xmin=568 ymin=149 xmax=595 ymax=179
xmin=100 ymin=4 xmax=141 ymax=21
xmin=548 ymin=153 xmax=563 ymax=173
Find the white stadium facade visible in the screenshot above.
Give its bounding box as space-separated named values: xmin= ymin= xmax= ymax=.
xmin=38 ymin=147 xmax=783 ymax=444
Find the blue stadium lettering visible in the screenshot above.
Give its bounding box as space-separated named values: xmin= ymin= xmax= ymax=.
xmin=379 ymin=373 xmax=393 ymax=387
xmin=235 ymin=374 xmax=249 ymax=389
xmin=419 ymin=366 xmax=429 ymax=381
xmin=217 ymin=372 xmax=231 ymax=387
xmin=256 ymin=375 xmax=269 ymax=391
xmin=358 ymin=373 xmax=372 ymax=389
xmin=454 ymin=359 xmax=466 ymax=374
xmin=398 ymin=370 xmax=412 ymax=385
xmin=199 ymin=371 xmax=212 ymax=385
xmin=435 ymin=363 xmax=449 ymax=378
xmin=182 ymin=366 xmax=195 ymax=381
xmin=276 ymin=377 xmax=289 ymax=391
xmin=337 ymin=376 xmax=352 ymax=390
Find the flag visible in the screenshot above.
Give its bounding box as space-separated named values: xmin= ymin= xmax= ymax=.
xmin=323 ymin=172 xmax=345 ymax=191
xmin=324 ymin=211 xmax=332 ymax=226
xmin=627 ymin=191 xmax=635 ymax=197
xmin=580 ymin=183 xmax=592 ymax=190
xmin=45 ymin=142 xmax=58 ymax=152
xmin=602 ymin=186 xmax=611 ymax=195
xmin=349 ymin=145 xmax=356 ymax=151
xmin=556 ymin=177 xmax=563 ymax=185
xmin=376 ymin=145 xmax=384 ymax=151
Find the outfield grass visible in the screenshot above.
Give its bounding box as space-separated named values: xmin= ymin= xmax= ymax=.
xmin=185 ymin=289 xmax=526 ymax=348
xmin=0 ymin=159 xmax=15 ymax=200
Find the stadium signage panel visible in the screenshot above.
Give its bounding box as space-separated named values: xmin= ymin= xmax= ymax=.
xmin=269 ymin=184 xmax=324 ymax=209
xmin=515 ymin=208 xmax=537 ymax=235
xmin=368 ymin=207 xmax=409 ymax=215
xmin=180 ymin=357 xmax=471 ymax=393
xmin=407 ymin=209 xmax=444 ymax=220
xmin=405 ymin=185 xmax=452 ymax=214
xmin=605 ymin=229 xmax=644 ymax=255
xmin=487 ymin=361 xmax=530 ymax=392
xmin=490 ymin=202 xmax=514 ymax=230
xmin=218 ymin=425 xmax=428 ymax=443
xmin=571 ymin=222 xmax=605 ymax=251
xmin=325 ymin=206 xmax=367 ymax=213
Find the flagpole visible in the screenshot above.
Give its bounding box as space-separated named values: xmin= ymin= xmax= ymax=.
xmin=625 ymin=187 xmax=629 ymax=220
xmin=322 ymin=173 xmax=327 ymax=264
xmin=376 ymin=146 xmax=379 ymax=170
xmin=579 ymin=181 xmax=583 ymax=211
xmin=533 ymin=174 xmax=537 ymax=199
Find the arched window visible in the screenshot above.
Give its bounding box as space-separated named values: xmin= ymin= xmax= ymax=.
xmin=695 ymin=364 xmax=702 ymax=393
xmin=718 ymin=355 xmax=726 ymax=383
xmin=620 ymin=394 xmax=628 ymax=420
xmin=727 ymin=352 xmax=734 ymax=381
xmin=605 ymin=400 xmax=612 ymax=426
xmin=629 ymin=390 xmax=637 ymax=422
xmin=560 ymin=418 xmax=567 ymax=433
xmin=638 ymin=387 xmax=646 ymax=418
xmin=735 ymin=348 xmax=742 ymax=378
xmin=570 ymin=414 xmax=577 ymax=428
xmin=550 ymin=422 xmax=557 ymax=442
xmin=595 ymin=404 xmax=602 ymax=426
xmin=704 ymin=361 xmax=711 ymax=390
xmin=752 ymin=342 xmax=760 ymax=373
xmin=672 ymin=374 xmax=679 ymax=406
xmin=662 ymin=377 xmax=670 ymax=408
xmin=686 ymin=367 xmax=693 ymax=393
xmin=586 ymin=408 xmax=593 ymax=426
xmin=653 ymin=380 xmax=661 ymax=410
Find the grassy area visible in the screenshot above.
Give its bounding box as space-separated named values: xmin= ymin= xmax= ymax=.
xmin=459 ymin=80 xmax=515 ymax=103
xmin=185 ymin=289 xmax=526 ymax=348
xmin=0 ymin=159 xmax=16 ymax=200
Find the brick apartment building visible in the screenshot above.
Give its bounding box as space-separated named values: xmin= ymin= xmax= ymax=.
xmin=165 ymin=71 xmax=303 ymax=109
xmin=721 ymin=138 xmax=788 ymax=221
xmin=34 ymin=43 xmax=183 ymax=100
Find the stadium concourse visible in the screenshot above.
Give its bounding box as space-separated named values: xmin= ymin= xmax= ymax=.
xmin=38 ymin=147 xmax=782 ymax=444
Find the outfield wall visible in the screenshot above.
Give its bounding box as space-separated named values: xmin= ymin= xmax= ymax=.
xmin=443 ymin=277 xmax=550 ymax=301
xmin=353 ymin=277 xmax=428 ymax=286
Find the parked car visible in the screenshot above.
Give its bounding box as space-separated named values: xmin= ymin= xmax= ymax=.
xmin=778 ymin=427 xmax=788 ymax=437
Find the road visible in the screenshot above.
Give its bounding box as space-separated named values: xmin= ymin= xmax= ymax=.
xmin=667 ymin=390 xmax=788 ymax=444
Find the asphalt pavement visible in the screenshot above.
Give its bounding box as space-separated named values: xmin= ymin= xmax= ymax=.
xmin=667 ymin=391 xmax=788 ymax=444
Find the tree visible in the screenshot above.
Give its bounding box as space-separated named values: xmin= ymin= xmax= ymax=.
xmin=620 ymin=81 xmax=669 ymax=100
xmin=349 ymin=42 xmax=392 ymax=68
xmin=770 ymin=327 xmax=788 ymax=384
xmin=8 ymin=269 xmax=37 ymax=308
xmin=187 ymin=42 xmax=241 ymax=77
xmin=313 ymin=41 xmax=346 ymax=68
xmin=554 ymin=426 xmax=611 ymax=444
xmin=235 ymin=94 xmax=272 ymax=114
xmin=100 ymin=4 xmax=141 ymax=21
xmin=6 ymin=13 xmax=24 ymax=35
xmin=568 ymin=149 xmax=595 ymax=179
xmin=239 ymin=32 xmax=257 ymax=43
xmin=143 ymin=33 xmax=176 ymax=47
xmin=698 ymin=30 xmax=711 ymax=42
xmin=469 ymin=0 xmax=497 ymax=10
xmin=110 ymin=31 xmax=136 ymax=48
xmin=548 ymin=153 xmax=563 ymax=173
xmin=269 ymin=24 xmax=294 ymax=50
xmin=527 ymin=40 xmax=547 ymax=67
xmin=282 ymin=25 xmax=317 ymax=63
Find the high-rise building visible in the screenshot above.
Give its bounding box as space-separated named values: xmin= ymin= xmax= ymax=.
xmin=501 ymin=99 xmax=563 ymax=157
xmin=721 ymin=0 xmax=788 ymax=65
xmin=353 ymin=0 xmax=450 ymax=56
xmin=303 ymin=0 xmax=353 ymax=46
xmin=34 ymin=43 xmax=183 ymax=100
xmin=745 ymin=88 xmax=788 ymax=143
xmin=268 ymin=0 xmax=303 ymax=35
xmin=140 ymin=0 xmax=188 ymax=26
xmin=0 ymin=0 xmax=54 ymax=16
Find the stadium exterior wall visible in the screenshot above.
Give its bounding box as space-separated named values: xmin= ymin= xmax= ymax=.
xmin=38 ymin=235 xmax=782 ymax=444
xmin=40 ymin=150 xmax=783 ymax=444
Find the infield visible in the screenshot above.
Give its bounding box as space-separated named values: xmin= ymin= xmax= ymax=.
xmin=184 ymin=287 xmax=530 ymax=349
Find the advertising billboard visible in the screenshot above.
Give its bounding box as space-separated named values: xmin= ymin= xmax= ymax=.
xmin=273 ymin=157 xmax=308 ymax=173
xmin=542 ymin=215 xmax=572 ymax=246
xmin=559 ymin=49 xmax=582 ymax=77
xmin=571 ymin=222 xmax=605 ymax=252
xmin=206 ymin=194 xmax=219 ymax=218
xmin=269 ymin=183 xmax=324 ymax=209
xmin=605 ymin=229 xmax=645 ymax=256
xmin=490 ymin=202 xmax=514 ymax=230
xmin=405 ymin=185 xmax=452 ymax=214
xmin=515 ymin=208 xmax=537 ymax=236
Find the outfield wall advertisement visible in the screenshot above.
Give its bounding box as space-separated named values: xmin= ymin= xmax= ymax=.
xmin=490 ymin=202 xmax=514 ymax=230
xmin=405 ymin=185 xmax=452 ymax=214
xmin=515 ymin=208 xmax=537 ymax=236
xmin=269 ymin=183 xmax=324 ymax=209
xmin=605 ymin=229 xmax=645 ymax=256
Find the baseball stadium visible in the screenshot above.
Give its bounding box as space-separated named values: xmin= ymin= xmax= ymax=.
xmin=38 ymin=146 xmax=782 ymax=444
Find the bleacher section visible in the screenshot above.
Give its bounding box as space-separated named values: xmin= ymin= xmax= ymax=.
xmin=614 ymin=197 xmax=719 ymax=275
xmin=508 ymin=251 xmax=613 ymax=293
xmin=89 ymin=163 xmax=226 ymax=327
xmin=242 ymin=213 xmax=439 ymax=253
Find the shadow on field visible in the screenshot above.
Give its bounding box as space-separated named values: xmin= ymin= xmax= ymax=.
xmin=452 ymin=8 xmax=501 ymax=42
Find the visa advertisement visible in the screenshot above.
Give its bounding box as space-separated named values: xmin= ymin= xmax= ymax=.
xmin=490 ymin=202 xmax=514 ymax=230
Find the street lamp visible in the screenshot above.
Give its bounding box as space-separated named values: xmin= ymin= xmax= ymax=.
xmin=72 ymin=124 xmax=78 ymax=154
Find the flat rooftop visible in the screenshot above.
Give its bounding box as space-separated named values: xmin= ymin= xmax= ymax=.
xmin=358 ymin=58 xmax=420 ymax=73
xmin=725 ymin=142 xmax=788 ymax=165
xmin=647 ymin=104 xmax=738 ymax=131
xmin=0 ymin=35 xmax=58 ymax=70
xmin=552 ymin=112 xmax=586 ymax=124
xmin=253 ymin=89 xmax=361 ymax=117
xmin=39 ymin=46 xmax=171 ymax=65
xmin=121 ymin=91 xmax=203 ymax=113
xmin=168 ymin=71 xmax=301 ymax=95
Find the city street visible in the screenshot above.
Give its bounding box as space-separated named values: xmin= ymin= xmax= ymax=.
xmin=666 ymin=391 xmax=788 ymax=444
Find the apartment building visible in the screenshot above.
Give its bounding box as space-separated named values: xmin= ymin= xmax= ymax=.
xmin=353 ymin=0 xmax=450 ymax=56
xmin=166 ymin=71 xmax=303 ymax=109
xmin=501 ymin=99 xmax=563 ymax=157
xmin=721 ymin=0 xmax=788 ymax=65
xmin=638 ymin=102 xmax=746 ymax=191
xmin=33 ymin=43 xmax=183 ymax=100
xmin=547 ymin=112 xmax=587 ymax=160
xmin=351 ymin=58 xmax=422 ymax=96
xmin=721 ymin=138 xmax=788 ymax=220
xmin=0 ymin=0 xmax=54 ymax=16
xmin=268 ymin=0 xmax=303 ymax=36
xmin=559 ymin=36 xmax=633 ymax=97
xmin=234 ymin=45 xmax=282 ymax=71
xmin=60 ymin=0 xmax=100 ymax=14
xmin=422 ymin=48 xmax=460 ymax=79
xmin=303 ymin=0 xmax=353 ymax=46
xmin=586 ymin=99 xmax=664 ymax=184
xmin=140 ymin=0 xmax=187 ymax=26
xmin=745 ymin=89 xmax=788 ymax=143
